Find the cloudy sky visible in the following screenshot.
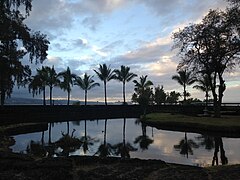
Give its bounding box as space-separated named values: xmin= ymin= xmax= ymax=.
xmin=13 ymin=0 xmax=240 ymax=103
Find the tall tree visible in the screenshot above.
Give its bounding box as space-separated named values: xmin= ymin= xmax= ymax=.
xmin=58 ymin=67 xmax=76 ymax=105
xmin=74 ymin=73 xmax=100 ymax=105
xmin=45 ymin=66 xmax=59 ymax=105
xmin=94 ymin=64 xmax=115 ymax=105
xmin=0 ymin=1 xmax=49 ymax=105
xmin=193 ymin=75 xmax=211 ymax=108
xmin=172 ymin=70 xmax=196 ymax=103
xmin=154 ymin=85 xmax=167 ymax=105
xmin=173 ymin=9 xmax=240 ymax=117
xmin=28 ymin=66 xmax=48 ymax=105
xmin=114 ymin=66 xmax=137 ymax=104
xmin=132 ymin=75 xmax=153 ymax=117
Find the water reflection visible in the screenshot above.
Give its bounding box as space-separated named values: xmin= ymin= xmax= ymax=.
xmin=212 ymin=137 xmax=228 ymax=166
xmin=174 ymin=132 xmax=199 ymax=158
xmin=7 ymin=118 xmax=240 ymax=167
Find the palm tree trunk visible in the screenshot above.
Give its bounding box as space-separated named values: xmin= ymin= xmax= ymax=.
xmin=183 ymin=84 xmax=186 ymax=102
xmin=123 ymin=82 xmax=126 ymax=104
xmin=43 ymin=87 xmax=46 ymax=106
xmin=104 ymin=81 xmax=107 ymax=105
xmin=50 ymin=86 xmax=53 ymax=105
xmin=67 ymin=90 xmax=70 ymax=105
xmin=85 ymin=90 xmax=87 ymax=105
xmin=0 ymin=89 xmax=5 ymax=106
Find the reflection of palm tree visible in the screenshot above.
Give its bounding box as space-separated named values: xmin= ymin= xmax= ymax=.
xmin=174 ymin=132 xmax=199 ymax=158
xmin=74 ymin=73 xmax=100 ymax=105
xmin=94 ymin=64 xmax=115 ymax=105
xmin=48 ymin=123 xmax=52 ymax=144
xmin=55 ymin=129 xmax=81 ymax=157
xmin=94 ymin=119 xmax=113 ymax=157
xmin=172 ymin=70 xmax=196 ymax=102
xmin=80 ymin=120 xmax=99 ymax=154
xmin=26 ymin=140 xmax=46 ymax=157
xmin=114 ymin=66 xmax=137 ymax=104
xmin=134 ymin=123 xmax=153 ymax=151
xmin=196 ymin=135 xmax=214 ymax=150
xmin=58 ymin=67 xmax=76 ymax=105
xmin=212 ymin=137 xmax=228 ymax=166
xmin=113 ymin=118 xmax=137 ymax=158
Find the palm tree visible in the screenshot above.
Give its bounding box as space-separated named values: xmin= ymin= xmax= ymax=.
xmin=172 ymin=70 xmax=196 ymax=102
xmin=114 ymin=66 xmax=137 ymax=104
xmin=133 ymin=75 xmax=153 ymax=94
xmin=94 ymin=64 xmax=115 ymax=105
xmin=28 ymin=66 xmax=48 ymax=105
xmin=193 ymin=75 xmax=211 ymax=108
xmin=58 ymin=67 xmax=76 ymax=105
xmin=74 ymin=73 xmax=100 ymax=105
xmin=45 ymin=66 xmax=59 ymax=105
xmin=132 ymin=75 xmax=153 ymax=117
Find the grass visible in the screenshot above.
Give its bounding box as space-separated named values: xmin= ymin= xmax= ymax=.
xmin=144 ymin=113 xmax=240 ymax=134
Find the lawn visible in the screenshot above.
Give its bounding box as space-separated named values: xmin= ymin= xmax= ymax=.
xmin=144 ymin=113 xmax=240 ymax=135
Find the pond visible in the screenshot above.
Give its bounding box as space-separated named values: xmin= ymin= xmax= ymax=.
xmin=11 ymin=118 xmax=240 ymax=167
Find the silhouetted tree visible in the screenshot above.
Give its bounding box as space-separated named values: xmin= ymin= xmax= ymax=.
xmin=45 ymin=66 xmax=59 ymax=105
xmin=193 ymin=75 xmax=211 ymax=108
xmin=166 ymin=91 xmax=181 ymax=104
xmin=94 ymin=64 xmax=115 ymax=105
xmin=114 ymin=66 xmax=137 ymax=104
xmin=58 ymin=67 xmax=76 ymax=105
xmin=74 ymin=73 xmax=100 ymax=105
xmin=173 ymin=9 xmax=240 ymax=117
xmin=154 ymin=85 xmax=167 ymax=105
xmin=28 ymin=66 xmax=48 ymax=105
xmin=0 ymin=1 xmax=49 ymax=105
xmin=132 ymin=75 xmax=153 ymax=117
xmin=172 ymin=70 xmax=196 ymax=103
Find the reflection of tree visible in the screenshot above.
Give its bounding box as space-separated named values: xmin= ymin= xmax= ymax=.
xmin=174 ymin=132 xmax=199 ymax=158
xmin=26 ymin=140 xmax=46 ymax=157
xmin=55 ymin=129 xmax=81 ymax=157
xmin=48 ymin=123 xmax=52 ymax=144
xmin=94 ymin=119 xmax=114 ymax=157
xmin=196 ymin=135 xmax=214 ymax=150
xmin=113 ymin=118 xmax=137 ymax=159
xmin=212 ymin=137 xmax=228 ymax=166
xmin=134 ymin=123 xmax=153 ymax=151
xmin=80 ymin=120 xmax=99 ymax=154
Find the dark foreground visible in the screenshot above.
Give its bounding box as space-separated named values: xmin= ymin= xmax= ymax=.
xmin=1 ymin=152 xmax=240 ymax=180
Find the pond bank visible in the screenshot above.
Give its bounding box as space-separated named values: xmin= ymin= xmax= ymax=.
xmin=0 ymin=151 xmax=240 ymax=180
xmin=144 ymin=113 xmax=240 ymax=137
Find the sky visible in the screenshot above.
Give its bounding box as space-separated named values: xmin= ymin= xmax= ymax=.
xmin=12 ymin=0 xmax=240 ymax=103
